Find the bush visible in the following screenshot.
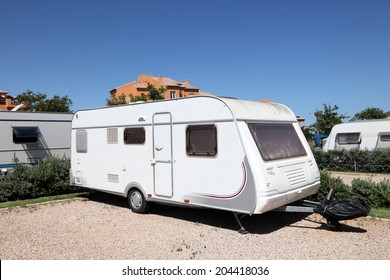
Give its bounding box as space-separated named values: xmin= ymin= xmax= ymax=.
xmin=307 ymin=171 xmax=390 ymax=209
xmin=308 ymin=170 xmax=352 ymax=202
xmin=0 ymin=157 xmax=79 ymax=202
xmin=313 ymin=148 xmax=390 ymax=173
xmin=352 ymin=178 xmax=390 ymax=208
xmin=310 ymin=147 xmax=390 ymax=208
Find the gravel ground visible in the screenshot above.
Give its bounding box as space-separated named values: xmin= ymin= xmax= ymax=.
xmin=331 ymin=172 xmax=390 ymax=185
xmin=1 ymin=193 xmax=389 ymax=260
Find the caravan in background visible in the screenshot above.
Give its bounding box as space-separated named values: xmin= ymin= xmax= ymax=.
xmin=322 ymin=119 xmax=390 ymax=151
xmin=0 ymin=111 xmax=72 ymax=173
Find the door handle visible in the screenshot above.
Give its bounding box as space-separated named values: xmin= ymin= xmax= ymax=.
xmin=155 ymin=146 xmax=163 ymax=151
xmin=151 ymin=159 xmax=156 ymax=165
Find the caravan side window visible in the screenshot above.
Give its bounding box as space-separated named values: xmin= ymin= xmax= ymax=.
xmin=186 ymin=125 xmax=217 ymax=157
xmin=335 ymin=132 xmax=361 ymax=150
xmin=76 ymin=129 xmax=88 ymax=153
xmin=12 ymin=127 xmax=39 ymax=144
xmin=376 ymin=133 xmax=390 ymax=149
xmin=124 ymin=127 xmax=145 ymax=144
xmin=380 ymin=134 xmax=390 ymax=141
xmin=336 ymin=133 xmax=361 ymax=144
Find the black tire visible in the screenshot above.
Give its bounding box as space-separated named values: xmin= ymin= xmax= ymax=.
xmin=128 ymin=189 xmax=150 ymax=214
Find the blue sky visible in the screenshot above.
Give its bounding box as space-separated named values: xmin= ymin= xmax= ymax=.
xmin=1 ymin=0 xmax=389 ymax=124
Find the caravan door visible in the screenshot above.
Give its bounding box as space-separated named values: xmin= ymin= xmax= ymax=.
xmin=152 ymin=113 xmax=173 ymax=197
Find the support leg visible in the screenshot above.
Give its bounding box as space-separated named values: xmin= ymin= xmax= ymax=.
xmin=326 ymin=219 xmax=342 ymax=231
xmin=233 ymin=212 xmax=249 ymax=234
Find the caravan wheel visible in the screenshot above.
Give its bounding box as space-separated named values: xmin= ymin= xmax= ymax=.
xmin=128 ymin=189 xmax=150 ymax=214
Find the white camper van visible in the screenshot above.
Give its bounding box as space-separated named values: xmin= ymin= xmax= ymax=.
xmin=0 ymin=111 xmax=73 ymax=172
xmin=322 ymin=119 xmax=390 ymax=151
xmin=70 ymin=96 xmax=320 ymax=223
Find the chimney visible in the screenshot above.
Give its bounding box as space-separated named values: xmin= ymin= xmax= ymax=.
xmin=185 ymin=79 xmax=190 ymax=85
xmin=158 ymin=75 xmax=163 ymax=83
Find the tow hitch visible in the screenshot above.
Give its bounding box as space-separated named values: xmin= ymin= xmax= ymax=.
xmin=234 ymin=185 xmax=371 ymax=233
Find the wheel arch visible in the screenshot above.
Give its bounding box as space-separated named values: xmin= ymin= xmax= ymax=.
xmin=124 ymin=182 xmax=148 ymax=200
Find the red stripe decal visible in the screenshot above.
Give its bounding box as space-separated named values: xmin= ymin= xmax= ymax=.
xmin=202 ymin=161 xmax=247 ymax=199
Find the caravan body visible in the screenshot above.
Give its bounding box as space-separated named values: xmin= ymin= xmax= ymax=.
xmin=322 ymin=119 xmax=390 ymax=151
xmin=71 ymin=96 xmax=320 ymax=215
xmin=0 ymin=111 xmax=73 ymax=171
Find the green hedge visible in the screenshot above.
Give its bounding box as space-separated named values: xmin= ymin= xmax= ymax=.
xmin=308 ymin=171 xmax=390 ymax=208
xmin=311 ymin=148 xmax=390 ymax=208
xmin=0 ymin=157 xmax=80 ymax=202
xmin=312 ymin=148 xmax=390 ymax=173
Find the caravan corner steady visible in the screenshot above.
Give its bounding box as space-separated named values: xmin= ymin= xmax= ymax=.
xmin=70 ymin=96 xmax=320 ymax=232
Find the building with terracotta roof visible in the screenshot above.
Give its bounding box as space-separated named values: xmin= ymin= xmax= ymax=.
xmin=0 ymin=90 xmax=26 ymax=111
xmin=109 ymin=76 xmax=306 ymax=125
xmin=109 ymin=74 xmax=208 ymax=103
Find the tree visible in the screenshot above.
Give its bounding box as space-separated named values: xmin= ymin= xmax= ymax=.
xmin=107 ymin=84 xmax=166 ymax=106
xmin=147 ymin=83 xmax=166 ymax=100
xmin=129 ymin=93 xmax=148 ymax=102
xmin=302 ymin=126 xmax=315 ymax=141
xmin=350 ymin=107 xmax=389 ymax=121
xmin=106 ymin=93 xmax=127 ymax=106
xmin=15 ymin=90 xmax=73 ymax=112
xmin=312 ymin=103 xmax=349 ymax=135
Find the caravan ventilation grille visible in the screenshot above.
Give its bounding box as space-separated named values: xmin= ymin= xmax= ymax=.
xmin=285 ymin=168 xmax=306 ymax=186
xmin=107 ymin=173 xmax=119 ymax=183
xmin=107 ymin=128 xmax=118 ymax=144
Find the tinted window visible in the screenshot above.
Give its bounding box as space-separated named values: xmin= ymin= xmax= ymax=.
xmin=186 ymin=125 xmax=217 ymax=156
xmin=336 ymin=133 xmax=361 ymax=144
xmin=124 ymin=127 xmax=145 ymax=144
xmin=380 ymin=134 xmax=390 ymax=142
xmin=13 ymin=127 xmax=39 ymax=144
xmin=248 ymin=123 xmax=307 ymax=161
xmin=377 ymin=133 xmax=390 ymax=149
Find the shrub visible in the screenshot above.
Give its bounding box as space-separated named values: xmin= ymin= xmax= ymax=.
xmin=352 ymin=178 xmax=390 ymax=208
xmin=313 ymin=148 xmax=390 ymax=173
xmin=308 ymin=170 xmax=352 ymax=202
xmin=0 ymin=156 xmax=79 ymax=202
xmin=311 ymin=148 xmax=390 ymax=208
xmin=375 ymin=180 xmax=390 ymax=208
xmin=307 ymin=171 xmax=390 ymax=209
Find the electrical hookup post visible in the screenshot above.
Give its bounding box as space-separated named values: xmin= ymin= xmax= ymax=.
xmin=1 ymin=260 xmax=389 ymax=280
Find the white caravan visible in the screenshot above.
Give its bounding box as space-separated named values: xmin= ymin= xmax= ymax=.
xmin=322 ymin=119 xmax=390 ymax=151
xmin=0 ymin=111 xmax=73 ymax=172
xmin=70 ymin=96 xmax=320 ymax=221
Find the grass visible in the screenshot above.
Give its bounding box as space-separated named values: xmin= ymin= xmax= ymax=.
xmin=0 ymin=192 xmax=88 ymax=209
xmin=368 ymin=208 xmax=390 ymax=220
